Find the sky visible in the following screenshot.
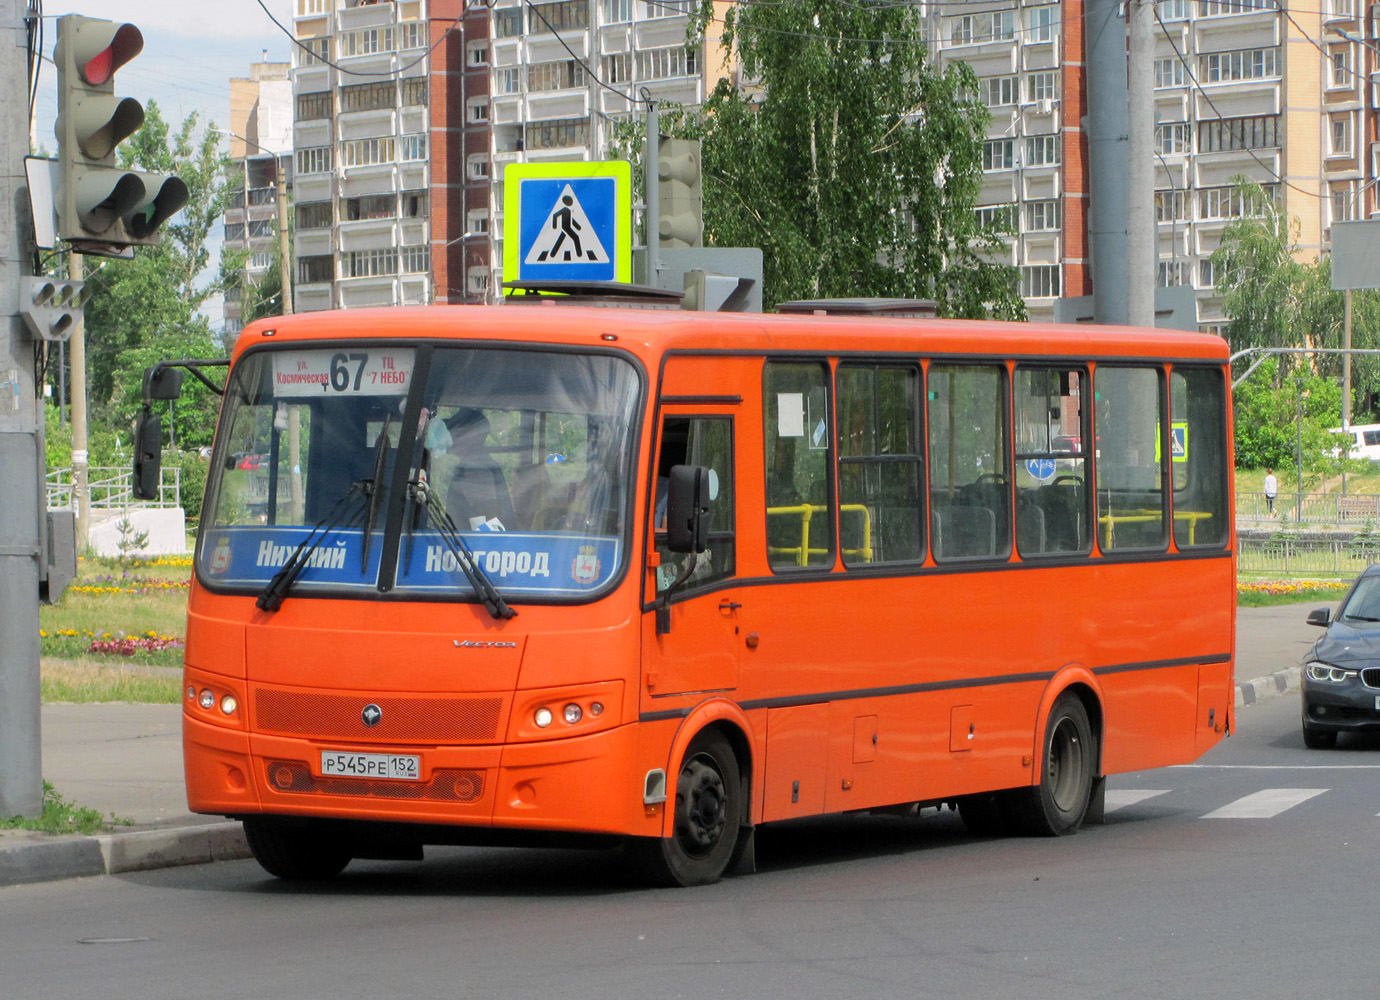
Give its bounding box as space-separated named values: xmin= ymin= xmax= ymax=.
xmin=36 ymin=2 xmax=297 ymax=328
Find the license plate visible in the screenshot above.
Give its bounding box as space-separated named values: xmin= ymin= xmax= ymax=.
xmin=320 ymin=751 xmax=420 ymax=780
xmin=1374 ymin=696 xmax=1380 ymax=710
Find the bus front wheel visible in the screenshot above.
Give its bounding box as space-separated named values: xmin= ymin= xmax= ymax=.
xmin=243 ymin=816 xmax=352 ymax=880
xmin=1011 ymin=693 xmax=1096 ymax=837
xmin=630 ymin=732 xmax=742 ymax=887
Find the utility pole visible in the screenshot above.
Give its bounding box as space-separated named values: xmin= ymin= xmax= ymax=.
xmin=1085 ymin=0 xmax=1130 ymax=326
xmin=1126 ymin=0 xmax=1156 ymax=328
xmin=70 ymin=250 xmax=88 ymax=550
xmin=0 ymin=0 xmax=44 ymax=818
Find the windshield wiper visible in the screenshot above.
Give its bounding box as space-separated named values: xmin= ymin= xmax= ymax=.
xmin=360 ymin=412 xmax=392 ymax=572
xmin=256 ymin=483 xmax=366 ymax=613
xmin=422 ymin=490 xmax=516 ymax=620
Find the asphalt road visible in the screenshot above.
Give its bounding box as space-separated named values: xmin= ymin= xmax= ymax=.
xmin=3 ymin=692 xmax=1378 ymax=1000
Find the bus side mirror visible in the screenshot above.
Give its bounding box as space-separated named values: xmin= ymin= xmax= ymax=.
xmin=666 ymin=464 xmax=711 ymax=554
xmin=132 ymin=409 xmax=163 ymax=501
xmin=143 ymin=365 xmax=185 ymax=402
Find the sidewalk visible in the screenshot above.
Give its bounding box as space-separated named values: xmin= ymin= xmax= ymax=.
xmin=0 ymin=603 xmax=1329 ymax=888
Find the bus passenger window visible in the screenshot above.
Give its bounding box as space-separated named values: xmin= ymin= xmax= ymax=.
xmin=927 ymin=364 xmax=1010 ymax=560
xmin=654 ymin=417 xmax=735 ymax=593
xmin=1014 ymin=367 xmax=1088 ymax=556
xmin=1170 ymin=367 xmax=1228 ymax=548
xmin=1095 ymin=366 xmax=1167 ymax=551
xmin=765 ymin=363 xmax=833 ymax=569
xmin=837 ymin=366 xmax=922 ymax=565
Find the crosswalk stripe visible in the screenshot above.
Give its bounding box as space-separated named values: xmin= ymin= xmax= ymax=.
xmin=1202 ymin=788 xmax=1326 ymax=819
xmin=1105 ymin=789 xmax=1171 ymax=813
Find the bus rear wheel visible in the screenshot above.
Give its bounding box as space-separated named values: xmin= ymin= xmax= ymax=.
xmin=630 ymin=732 xmax=741 ymax=887
xmin=1010 ymin=693 xmax=1096 ymax=837
xmin=243 ymin=817 xmax=352 ymax=880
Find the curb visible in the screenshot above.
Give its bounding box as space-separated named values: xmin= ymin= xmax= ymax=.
xmin=1235 ymin=667 xmax=1300 ymax=708
xmin=0 ymin=821 xmax=248 ymax=888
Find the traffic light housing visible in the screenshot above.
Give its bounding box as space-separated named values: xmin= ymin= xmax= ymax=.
xmin=19 ymin=277 xmax=89 ymax=341
xmin=54 ymin=15 xmax=188 ymax=252
xmin=657 ymin=137 xmax=703 ymax=249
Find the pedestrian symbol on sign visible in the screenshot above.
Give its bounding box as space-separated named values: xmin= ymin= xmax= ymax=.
xmin=525 ymin=185 xmax=608 ymax=266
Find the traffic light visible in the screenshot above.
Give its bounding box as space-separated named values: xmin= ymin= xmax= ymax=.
xmin=54 ymin=15 xmax=188 ymax=251
xmin=657 ymin=137 xmax=703 ymax=249
xmin=19 ymin=277 xmax=89 ymax=341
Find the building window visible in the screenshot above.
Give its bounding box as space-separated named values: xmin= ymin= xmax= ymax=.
xmin=342 ymin=248 xmax=398 ymax=278
xmin=1157 ymin=261 xmax=1190 ymax=287
xmin=1021 ymin=264 xmax=1060 ymax=298
xmin=400 ymin=134 xmax=428 ymax=161
xmin=603 ymin=0 xmax=633 ymax=22
xmin=529 ymin=0 xmax=589 ymax=32
xmin=298 ymin=254 xmax=333 ymax=284
xmin=400 ymin=245 xmax=430 ymax=273
xmin=339 ymin=27 xmax=397 ymax=57
xmin=1025 ymin=200 xmax=1060 ymax=231
xmin=468 ymin=42 xmax=488 ymax=66
xmin=1197 ymin=114 xmax=1279 ymax=152
xmin=468 ymin=156 xmax=490 ymax=180
xmin=295 ymin=91 xmax=331 ymax=121
xmin=498 ymin=68 xmax=523 ymax=94
xmin=295 ymin=145 xmax=332 ymax=175
xmin=339 ymin=81 xmax=393 ymax=113
xmin=1156 ymin=189 xmax=1188 ymax=221
xmin=1199 ymin=0 xmax=1277 ymax=14
xmin=297 ymin=36 xmax=329 ymax=68
xmin=602 ymin=53 xmax=632 ymax=84
xmin=1154 ymin=58 xmax=1186 ymax=88
xmin=495 ymin=8 xmax=524 ymax=37
xmin=982 ymin=139 xmax=1014 ymax=171
xmin=250 ymin=251 xmax=274 ymax=270
xmin=636 ymin=45 xmax=697 ymax=79
xmin=1027 ymin=4 xmax=1059 ymax=41
xmin=340 ymin=137 xmax=396 ymax=168
xmin=224 ymin=223 xmax=245 ymax=242
xmin=982 ymin=75 xmax=1017 ymax=106
xmin=1155 ymin=122 xmax=1191 ymax=155
xmin=1200 ymin=47 xmax=1280 ymax=82
xmin=949 ymin=11 xmax=1014 ymax=44
xmin=1027 ymin=71 xmax=1057 ymax=102
xmin=525 ymin=117 xmax=590 ymax=150
xmin=402 ymin=190 xmax=429 ymax=218
xmin=1332 ymin=50 xmax=1351 ymax=88
xmin=296 ymin=201 xmax=332 ymax=230
xmin=1199 ymin=184 xmax=1278 ymax=220
xmin=642 ymin=0 xmax=692 ymax=17
xmin=343 ymin=194 xmax=394 ymax=221
xmin=1160 ymin=0 xmax=1191 ymax=19
xmin=1332 ymin=116 xmax=1352 ymax=155
xmin=400 ymin=23 xmax=426 ymax=49
xmin=469 ymin=99 xmax=489 ymax=123
xmin=401 ymin=77 xmax=428 ymax=107
xmin=1025 ymin=134 xmax=1060 ymax=166
xmin=528 ymin=59 xmax=586 ymax=92
xmin=975 ymin=204 xmax=1016 ymax=229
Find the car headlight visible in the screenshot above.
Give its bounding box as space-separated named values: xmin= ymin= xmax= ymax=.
xmin=1307 ymin=662 xmax=1358 ymax=683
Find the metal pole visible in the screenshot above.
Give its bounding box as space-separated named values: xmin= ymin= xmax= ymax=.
xmin=645 ymin=102 xmax=659 ymax=279
xmin=1126 ymin=0 xmax=1155 ymax=328
xmin=0 ymin=0 xmax=43 ymax=818
xmin=70 ymin=250 xmax=87 ymax=551
xmin=1085 ymin=0 xmax=1130 ymax=325
xmin=1296 ymin=380 xmax=1304 ymax=521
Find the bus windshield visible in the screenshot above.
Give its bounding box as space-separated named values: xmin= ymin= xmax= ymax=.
xmin=197 ymin=344 xmax=642 ymax=603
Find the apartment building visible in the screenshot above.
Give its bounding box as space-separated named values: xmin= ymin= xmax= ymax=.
xmin=224 ymin=61 xmax=292 ymax=336
xmin=288 ymin=0 xmax=491 ymax=312
xmin=946 ymin=0 xmax=1364 ymax=331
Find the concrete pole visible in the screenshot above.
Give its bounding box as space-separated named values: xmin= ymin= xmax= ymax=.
xmin=69 ymin=250 xmax=88 ymax=550
xmin=0 ymin=0 xmax=43 ymax=818
xmin=1085 ymin=0 xmax=1130 ymax=326
xmin=276 ymin=163 xmax=293 ymax=315
xmin=1126 ymin=0 xmax=1156 ymax=328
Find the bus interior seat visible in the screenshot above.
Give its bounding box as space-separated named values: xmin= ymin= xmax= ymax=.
xmin=511 ymin=463 xmax=554 ymax=530
xmin=931 ymin=505 xmax=996 ymax=559
xmin=1016 ymin=502 xmax=1046 ymax=554
xmin=445 ymin=410 xmax=516 ymax=529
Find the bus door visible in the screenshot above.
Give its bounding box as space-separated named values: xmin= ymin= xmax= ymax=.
xmin=643 ymin=413 xmax=741 ymax=701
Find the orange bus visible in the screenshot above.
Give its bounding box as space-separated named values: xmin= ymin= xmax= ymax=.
xmin=136 ymin=305 xmax=1235 ymax=885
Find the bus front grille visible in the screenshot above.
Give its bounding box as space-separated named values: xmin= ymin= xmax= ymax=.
xmin=264 ymin=760 xmax=485 ymax=803
xmin=253 ymin=688 xmax=503 ymax=743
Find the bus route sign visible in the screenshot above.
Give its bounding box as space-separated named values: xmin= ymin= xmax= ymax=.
xmin=504 ymin=161 xmax=632 ymax=284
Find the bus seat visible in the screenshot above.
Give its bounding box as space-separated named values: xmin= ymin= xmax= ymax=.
xmin=511 ymin=463 xmax=554 ymax=530
xmin=1033 ymin=482 xmax=1085 ymax=552
xmin=1016 ymin=502 xmax=1046 ymax=554
xmin=445 ymin=410 xmax=515 ymax=529
xmin=931 ymin=505 xmax=995 ymax=559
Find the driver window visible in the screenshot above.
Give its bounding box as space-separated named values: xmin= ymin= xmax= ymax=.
xmin=653 ymin=416 xmax=735 ymax=594
xmin=927 ymin=364 xmax=1010 ymax=560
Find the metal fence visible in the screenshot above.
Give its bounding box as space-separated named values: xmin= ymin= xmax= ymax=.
xmin=1238 ymin=491 xmax=1380 ymax=527
xmin=1238 ymin=536 xmax=1380 ymax=576
xmin=45 ymin=466 xmax=181 ymax=511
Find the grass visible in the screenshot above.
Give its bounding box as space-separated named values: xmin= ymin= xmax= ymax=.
xmin=0 ymin=781 xmax=132 ymax=835
xmin=41 ymin=659 xmax=182 ymax=704
xmin=1236 ymin=578 xmax=1350 ymax=607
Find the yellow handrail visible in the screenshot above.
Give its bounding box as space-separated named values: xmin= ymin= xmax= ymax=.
xmin=1099 ymin=509 xmax=1212 ymax=548
xmin=766 ymin=503 xmax=873 ymax=565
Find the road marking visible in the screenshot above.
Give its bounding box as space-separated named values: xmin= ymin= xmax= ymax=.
xmin=1174 ymin=764 xmax=1380 ymax=770
xmin=1202 ymin=788 xmax=1326 ymax=819
xmin=1105 ymin=789 xmax=1170 ymax=813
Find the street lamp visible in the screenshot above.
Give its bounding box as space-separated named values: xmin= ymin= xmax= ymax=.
xmin=208 ymin=127 xmax=293 ymax=317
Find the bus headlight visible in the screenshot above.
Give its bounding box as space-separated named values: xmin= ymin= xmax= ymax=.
xmin=534 ymin=707 xmax=554 ymax=728
xmin=199 ymin=689 xmax=215 ymax=710
xmin=220 ymin=694 xmax=238 ymax=716
xmin=563 ymin=703 xmax=583 ymax=725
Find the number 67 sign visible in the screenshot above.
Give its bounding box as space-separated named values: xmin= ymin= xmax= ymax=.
xmin=271 ymin=348 xmax=416 ymax=396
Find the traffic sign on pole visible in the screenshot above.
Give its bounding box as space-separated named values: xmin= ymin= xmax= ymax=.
xmin=504 ymin=161 xmax=632 ymax=284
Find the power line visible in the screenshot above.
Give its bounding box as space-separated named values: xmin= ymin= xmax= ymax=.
xmin=251 ymin=0 xmax=466 ymax=79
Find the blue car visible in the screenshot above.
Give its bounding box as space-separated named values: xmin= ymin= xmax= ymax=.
xmin=1302 ymin=565 xmax=1380 ymax=749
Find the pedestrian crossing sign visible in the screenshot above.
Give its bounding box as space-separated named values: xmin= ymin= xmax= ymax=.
xmin=504 ymin=161 xmax=632 ymax=284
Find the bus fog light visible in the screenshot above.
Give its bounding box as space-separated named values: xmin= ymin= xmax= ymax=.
xmin=534 ymin=707 xmax=553 ymax=728
xmin=220 ymin=695 xmax=238 ymax=716
xmin=198 ymin=689 xmax=215 ymax=710
xmin=589 ymin=701 xmax=604 ymax=716
xmin=186 ymin=685 xmax=196 ymax=702
xmin=563 ymin=703 xmax=582 ymax=725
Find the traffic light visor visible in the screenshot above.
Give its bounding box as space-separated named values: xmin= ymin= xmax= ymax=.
xmin=78 ymin=22 xmax=143 ymax=86
xmin=126 ymin=174 xmax=189 ymax=239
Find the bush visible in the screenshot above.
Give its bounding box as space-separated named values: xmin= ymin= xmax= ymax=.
xmin=164 ymin=449 xmax=208 ymax=519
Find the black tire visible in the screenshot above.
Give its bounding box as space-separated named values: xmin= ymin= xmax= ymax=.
xmin=243 ymin=817 xmax=352 ymax=880
xmin=1009 ymin=693 xmax=1097 ymax=837
xmin=630 ymin=732 xmax=742 ymax=887
xmin=1302 ymin=721 xmax=1339 ymax=750
xmin=956 ymin=791 xmax=1012 ymax=837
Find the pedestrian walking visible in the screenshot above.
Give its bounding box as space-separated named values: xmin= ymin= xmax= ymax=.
xmin=1264 ymin=468 xmax=1278 ymax=516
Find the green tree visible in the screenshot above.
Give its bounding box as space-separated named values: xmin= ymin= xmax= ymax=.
xmin=651 ymin=2 xmax=1023 ymax=316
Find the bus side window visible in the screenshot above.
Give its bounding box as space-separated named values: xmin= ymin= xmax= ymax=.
xmin=765 ymin=362 xmax=833 ymax=569
xmin=1170 ymin=367 xmax=1228 ymax=548
xmin=654 ymin=417 xmax=735 ymax=593
xmin=1095 ymin=366 xmax=1167 ymax=551
xmin=837 ymin=365 xmax=923 ymax=566
xmin=927 ymin=364 xmax=1010 ymax=561
xmin=1014 ymin=367 xmax=1089 ymax=556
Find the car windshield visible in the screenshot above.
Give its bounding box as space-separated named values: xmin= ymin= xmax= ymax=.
xmin=197 ymin=344 xmax=642 ymax=603
xmin=1341 ymin=575 xmax=1380 ymax=622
